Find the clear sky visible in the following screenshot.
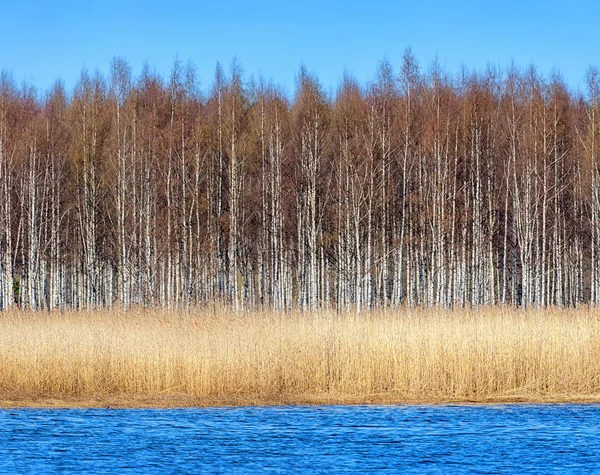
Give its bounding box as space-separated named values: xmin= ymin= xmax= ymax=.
xmin=1 ymin=0 xmax=598 ymax=97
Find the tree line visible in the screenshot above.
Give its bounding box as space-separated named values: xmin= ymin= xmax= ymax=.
xmin=1 ymin=50 xmax=600 ymax=311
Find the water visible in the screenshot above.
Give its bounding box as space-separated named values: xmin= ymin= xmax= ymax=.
xmin=1 ymin=404 xmax=600 ymax=474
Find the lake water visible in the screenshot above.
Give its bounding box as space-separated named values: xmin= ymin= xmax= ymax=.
xmin=1 ymin=404 xmax=599 ymax=473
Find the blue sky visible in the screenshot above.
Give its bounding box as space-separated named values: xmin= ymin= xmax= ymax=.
xmin=1 ymin=0 xmax=598 ymax=96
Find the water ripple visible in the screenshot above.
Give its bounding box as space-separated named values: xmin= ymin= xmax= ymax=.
xmin=1 ymin=404 xmax=600 ymax=473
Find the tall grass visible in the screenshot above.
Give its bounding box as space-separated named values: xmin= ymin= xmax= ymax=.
xmin=1 ymin=307 xmax=600 ymax=406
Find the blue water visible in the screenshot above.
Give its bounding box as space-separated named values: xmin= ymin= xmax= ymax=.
xmin=1 ymin=405 xmax=599 ymax=473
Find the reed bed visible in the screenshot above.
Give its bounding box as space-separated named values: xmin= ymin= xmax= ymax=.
xmin=1 ymin=307 xmax=600 ymax=407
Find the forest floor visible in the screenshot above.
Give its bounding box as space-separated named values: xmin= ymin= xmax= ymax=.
xmin=2 ymin=307 xmax=600 ymax=408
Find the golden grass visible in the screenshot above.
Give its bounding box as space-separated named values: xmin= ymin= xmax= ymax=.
xmin=1 ymin=306 xmax=600 ymax=407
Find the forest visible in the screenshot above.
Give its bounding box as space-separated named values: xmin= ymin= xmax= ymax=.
xmin=1 ymin=50 xmax=600 ymax=312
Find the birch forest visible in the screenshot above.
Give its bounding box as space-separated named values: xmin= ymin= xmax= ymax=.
xmin=1 ymin=52 xmax=600 ymax=312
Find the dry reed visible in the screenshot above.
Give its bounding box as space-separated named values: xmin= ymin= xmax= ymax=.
xmin=1 ymin=307 xmax=600 ymax=407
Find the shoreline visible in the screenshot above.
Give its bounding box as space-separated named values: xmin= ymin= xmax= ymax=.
xmin=3 ymin=392 xmax=600 ymax=409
